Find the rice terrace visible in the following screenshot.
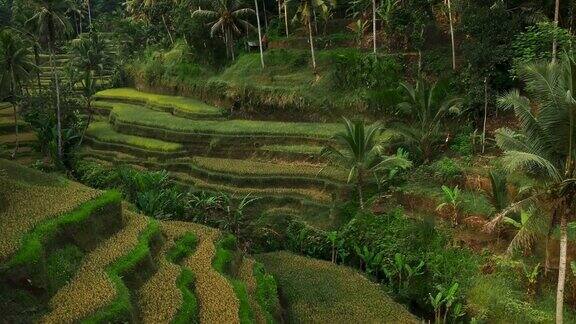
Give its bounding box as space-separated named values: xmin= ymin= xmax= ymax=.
xmin=0 ymin=0 xmax=575 ymax=323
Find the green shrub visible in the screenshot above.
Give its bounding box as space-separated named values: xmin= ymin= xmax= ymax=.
xmin=429 ymin=157 xmax=464 ymax=183
xmin=329 ymin=49 xmax=402 ymax=90
xmin=253 ymin=262 xmax=281 ymax=323
xmin=511 ymin=22 xmax=573 ymax=75
xmin=450 ymin=126 xmax=476 ymax=156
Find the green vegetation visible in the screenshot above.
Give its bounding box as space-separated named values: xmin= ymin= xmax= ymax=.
xmin=95 ymin=88 xmax=224 ymax=118
xmin=2 ymin=0 xmax=576 ymax=321
xmin=107 ymin=101 xmax=342 ymax=138
xmin=213 ymin=235 xmax=255 ymax=324
xmin=173 ymin=269 xmax=199 ymax=324
xmin=83 ymin=218 xmax=160 ymax=323
xmin=2 ymin=190 xmax=121 ymax=268
xmin=256 ymin=251 xmax=417 ymax=323
xmin=87 ymin=121 xmax=183 ymax=152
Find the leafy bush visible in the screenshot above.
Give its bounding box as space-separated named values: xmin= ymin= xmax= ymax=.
xmin=429 ymin=157 xmax=464 ymax=183
xmin=511 ymin=22 xmax=574 ymax=75
xmin=450 ymin=125 xmax=477 ymax=156
xmin=338 ymin=210 xmax=480 ymax=316
xmin=330 ymin=49 xmax=402 ymax=90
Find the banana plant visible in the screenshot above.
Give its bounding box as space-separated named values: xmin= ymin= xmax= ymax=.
xmin=327 ymin=231 xmax=338 ymax=263
xmin=522 ymin=263 xmax=540 ymax=298
xmin=428 ymin=282 xmax=460 ymax=324
xmin=354 ymin=245 xmax=384 ymax=278
xmin=436 ymin=185 xmax=462 ymax=225
xmin=383 ymin=253 xmax=424 ymax=293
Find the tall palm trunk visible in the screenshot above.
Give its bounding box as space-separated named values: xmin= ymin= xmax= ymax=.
xmin=10 ymin=67 xmax=19 ymax=159
xmin=447 ymin=0 xmax=456 ymax=70
xmin=308 ymin=15 xmax=316 ymax=71
xmin=372 ymin=0 xmax=377 ymax=54
xmin=556 ymin=211 xmax=568 ymax=324
xmin=284 ymin=0 xmax=289 ymax=36
xmin=49 ymin=50 xmax=63 ymax=160
xmin=552 ymin=0 xmax=560 ymax=63
xmin=262 ymin=0 xmax=268 ymax=31
xmin=87 ymin=0 xmax=92 ymax=31
xmin=482 ymin=76 xmax=488 ymax=153
xmin=255 ymin=0 xmax=265 ymax=68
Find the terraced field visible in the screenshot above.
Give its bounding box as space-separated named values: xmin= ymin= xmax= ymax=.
xmin=29 ymin=50 xmax=114 ymax=93
xmin=0 ymin=159 xmax=281 ymax=323
xmin=0 ymin=103 xmax=40 ymax=165
xmin=83 ymin=88 xmax=350 ymax=228
xmin=257 ymin=251 xmax=418 ymax=323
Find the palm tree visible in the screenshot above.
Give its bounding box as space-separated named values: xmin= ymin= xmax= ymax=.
xmin=191 ymin=0 xmax=255 ymax=61
xmin=322 ymin=118 xmax=412 ymax=209
xmin=486 ymin=55 xmax=576 ymax=324
xmin=290 ymin=0 xmax=333 ymax=71
xmin=0 ymin=29 xmax=35 ymax=159
xmin=392 ymin=78 xmax=463 ymax=162
xmin=69 ymin=31 xmax=111 ymax=146
xmin=26 ymin=0 xmax=72 ymax=161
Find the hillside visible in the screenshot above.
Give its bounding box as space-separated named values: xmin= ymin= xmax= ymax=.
xmin=0 ymin=158 xmax=279 ymax=323
xmin=0 ymin=159 xmax=416 ymax=323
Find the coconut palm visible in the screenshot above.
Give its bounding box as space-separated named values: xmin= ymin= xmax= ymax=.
xmin=0 ymin=29 xmax=36 ymax=159
xmin=191 ymin=0 xmax=255 ymax=61
xmin=486 ymin=55 xmax=576 ymax=324
xmin=392 ymin=78 xmax=463 ymax=162
xmin=26 ymin=0 xmax=72 ymax=161
xmin=290 ymin=0 xmax=333 ymax=70
xmin=322 ymin=118 xmax=412 ymax=210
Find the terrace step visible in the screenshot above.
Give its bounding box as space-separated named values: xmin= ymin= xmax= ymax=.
xmin=80 ymin=148 xmax=345 ymax=200
xmin=94 ymin=88 xmax=226 ymax=120
xmin=238 ymin=258 xmax=268 ymax=324
xmin=110 ymin=103 xmax=341 ymax=144
xmin=41 ymin=211 xmax=159 ymax=323
xmin=137 ymin=222 xmax=199 ymax=323
xmin=180 ymin=227 xmax=241 ymax=323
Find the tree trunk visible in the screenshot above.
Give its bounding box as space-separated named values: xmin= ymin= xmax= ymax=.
xmin=262 ymin=0 xmax=268 ymax=31
xmin=10 ymin=68 xmax=18 ymax=159
xmin=11 ymin=103 xmax=19 ymax=159
xmin=34 ymin=45 xmax=42 ymax=93
xmin=482 ymin=76 xmax=488 ymax=153
xmin=77 ymin=97 xmax=92 ymax=148
xmin=284 ymin=0 xmax=289 ymax=36
xmin=556 ymin=212 xmax=568 ymax=324
xmin=447 ymin=0 xmax=456 ymax=70
xmin=552 ymin=0 xmax=560 ymax=63
xmin=49 ymin=50 xmax=63 ymax=161
xmin=308 ymin=16 xmax=317 ymax=71
xmin=87 ymin=0 xmax=93 ymax=31
xmin=357 ymin=169 xmax=365 ymax=210
xmin=255 ymin=0 xmax=265 ymax=68
xmin=372 ymin=0 xmax=377 ymax=54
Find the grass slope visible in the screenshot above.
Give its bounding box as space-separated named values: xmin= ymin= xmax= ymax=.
xmin=256 ymin=251 xmax=418 ymax=324
xmin=87 ymin=121 xmax=183 ymax=152
xmin=95 ymin=88 xmax=224 ymax=118
xmin=107 ymin=101 xmax=341 ymax=138
xmin=0 ymin=159 xmax=100 ymax=262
